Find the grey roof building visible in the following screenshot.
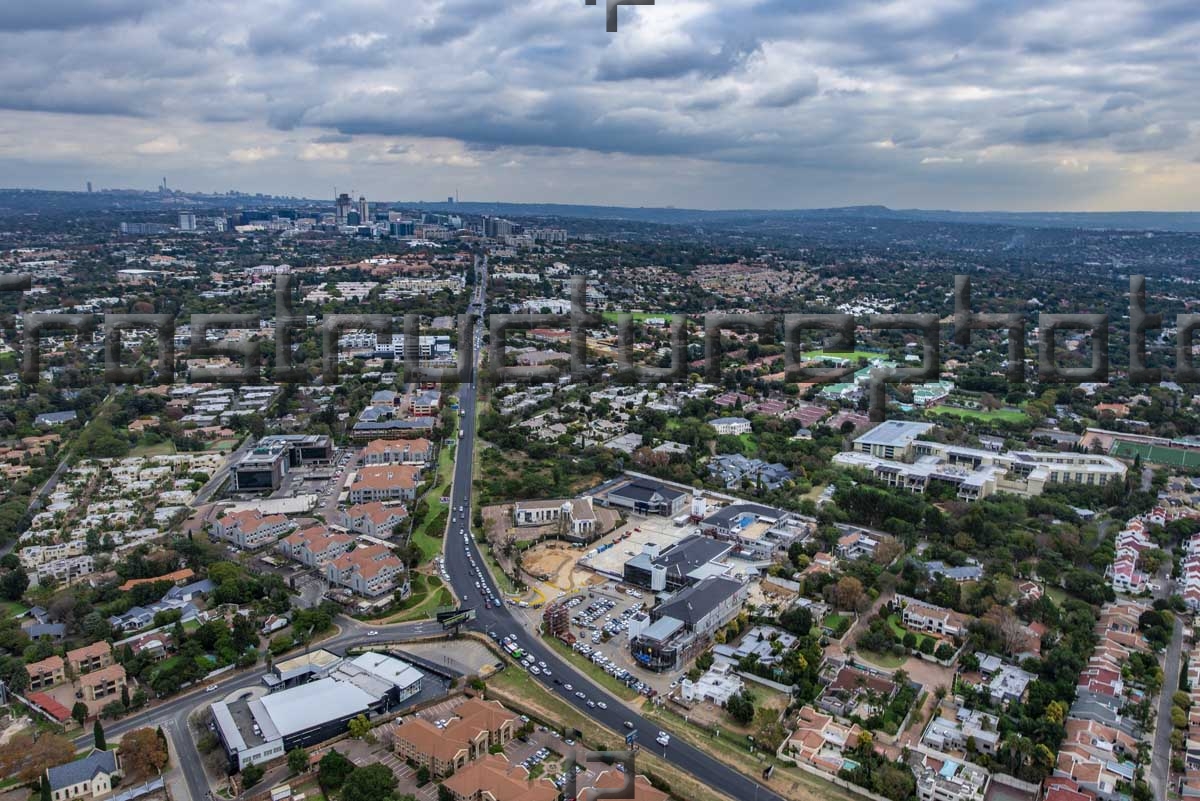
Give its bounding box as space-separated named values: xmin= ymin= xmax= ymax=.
xmin=600 ymin=477 xmax=687 ymax=517
xmin=35 ymin=411 xmax=78 ymax=426
xmin=623 ymin=535 xmax=732 ymax=592
xmin=46 ymin=748 xmax=120 ymax=794
xmin=653 ymin=576 xmax=748 ymax=637
xmin=923 ymin=560 xmax=984 ymax=582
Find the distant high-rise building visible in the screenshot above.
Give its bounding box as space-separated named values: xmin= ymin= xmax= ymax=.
xmin=346 ymin=211 xmax=361 ymax=226
xmin=86 ymin=181 xmax=92 ymax=193
xmin=447 ymin=196 xmax=454 ymax=204
xmin=358 ymin=196 xmax=368 ymax=222
xmin=335 ymin=193 xmax=353 ymax=224
xmin=178 ymin=211 xmax=197 ymax=231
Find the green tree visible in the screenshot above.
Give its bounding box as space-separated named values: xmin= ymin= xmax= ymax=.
xmin=347 ymin=713 xmax=372 ymax=739
xmin=93 ymin=720 xmax=106 ymax=751
xmin=725 ymin=690 xmax=756 ymax=725
xmin=416 ymin=765 xmax=431 ymax=785
xmin=0 ymin=567 xmax=29 ymax=601
xmin=72 ymin=702 xmax=88 ymax=726
xmin=287 ymin=748 xmax=309 ymax=775
xmin=342 ymin=763 xmax=398 ymax=801
xmin=438 ymin=784 xmax=454 ymax=801
xmin=241 ymin=763 xmax=264 ymax=788
xmin=318 ymin=749 xmax=355 ymax=790
xmin=40 ymin=775 xmax=51 ymax=801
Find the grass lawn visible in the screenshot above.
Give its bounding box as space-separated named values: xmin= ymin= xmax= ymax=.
xmin=887 ymin=614 xmax=938 ymax=650
xmin=801 ymin=349 xmax=887 ymax=362
xmin=600 ymin=311 xmax=675 ymax=323
xmin=482 ymin=548 xmax=517 ymax=594
xmin=130 ymin=440 xmax=177 ymax=457
xmin=0 ymin=599 xmax=29 ymax=618
xmin=375 ymin=582 xmax=453 ymax=624
xmin=854 ymin=648 xmax=908 ymax=669
xmin=543 ymin=636 xmax=639 ymax=701
xmin=822 ymin=613 xmax=850 ymax=636
xmin=486 ymin=668 xmax=737 ymax=801
xmin=410 ymin=443 xmax=457 ymax=562
xmin=926 ymin=405 xmax=1028 ymax=423
xmin=1045 ymin=585 xmax=1068 ymax=607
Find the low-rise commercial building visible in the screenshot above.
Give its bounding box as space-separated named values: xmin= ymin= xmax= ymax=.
xmin=212 ymin=652 xmax=422 ymax=770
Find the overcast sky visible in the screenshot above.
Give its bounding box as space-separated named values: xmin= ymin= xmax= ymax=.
xmin=2 ymin=0 xmax=1198 ymax=210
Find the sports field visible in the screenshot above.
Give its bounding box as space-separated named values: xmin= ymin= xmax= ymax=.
xmin=926 ymin=405 xmax=1029 ymax=423
xmin=1111 ymin=440 xmax=1200 ymax=468
xmin=801 ymin=349 xmax=887 ymax=362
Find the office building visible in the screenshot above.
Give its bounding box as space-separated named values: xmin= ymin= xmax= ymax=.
xmin=213 ymin=652 xmax=422 ymax=770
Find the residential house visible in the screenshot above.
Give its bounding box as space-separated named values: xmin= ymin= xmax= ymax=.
xmin=79 ymin=664 xmax=127 ymax=702
xmin=440 ymin=754 xmax=557 ymax=801
xmin=278 ymin=525 xmax=354 ymax=568
xmin=340 ymin=503 xmax=408 ymax=539
xmin=709 ymin=417 xmax=752 ymax=436
xmin=895 ymin=595 xmax=967 ymax=638
xmin=211 ymin=510 xmax=296 ymax=551
xmin=326 ymin=543 xmax=405 ymax=597
xmin=348 ymin=465 xmax=420 ymax=504
xmin=25 ymin=655 xmax=66 ymax=691
xmin=67 ymin=642 xmax=114 ymax=675
xmin=361 ymin=438 xmax=432 ymax=466
xmin=45 ymin=749 xmax=121 ymax=801
xmin=783 ymin=705 xmax=864 ymax=774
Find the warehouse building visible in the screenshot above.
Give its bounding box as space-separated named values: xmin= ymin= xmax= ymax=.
xmin=212 ymin=651 xmax=422 ymax=770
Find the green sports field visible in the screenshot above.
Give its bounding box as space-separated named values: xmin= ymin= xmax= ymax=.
xmin=1111 ymin=440 xmax=1200 ymax=468
xmin=926 ymin=405 xmax=1029 ymax=423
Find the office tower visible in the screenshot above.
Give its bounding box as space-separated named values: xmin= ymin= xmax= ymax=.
xmin=358 ymin=196 xmax=368 ymax=222
xmin=336 ymin=193 xmax=353 ymax=224
xmin=178 ymin=211 xmax=197 ymax=231
xmin=86 ymin=181 xmax=92 ymax=193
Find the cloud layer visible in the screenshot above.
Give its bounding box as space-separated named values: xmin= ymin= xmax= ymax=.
xmin=0 ymin=0 xmax=1198 ymax=210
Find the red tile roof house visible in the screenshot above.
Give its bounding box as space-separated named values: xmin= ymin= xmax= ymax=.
xmin=325 ymin=543 xmax=405 ymax=597
xmin=361 ymin=437 xmax=432 ymax=466
xmin=211 ymin=509 xmax=296 ymax=550
xmin=340 ymin=502 xmax=409 ymax=538
xmin=277 ymin=524 xmax=353 ymax=568
xmin=348 ymin=465 xmax=420 ymax=504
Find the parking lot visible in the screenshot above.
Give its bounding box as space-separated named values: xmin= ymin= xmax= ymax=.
xmin=578 ymin=513 xmax=695 ymax=578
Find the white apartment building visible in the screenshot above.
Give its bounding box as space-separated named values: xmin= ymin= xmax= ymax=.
xmin=212 ymin=510 xmax=296 ymax=550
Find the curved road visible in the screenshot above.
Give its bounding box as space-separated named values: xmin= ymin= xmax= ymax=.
xmin=442 ymin=257 xmax=785 ymax=801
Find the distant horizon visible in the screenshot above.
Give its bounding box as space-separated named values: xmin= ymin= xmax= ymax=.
xmin=5 ymin=184 xmax=1200 ymax=218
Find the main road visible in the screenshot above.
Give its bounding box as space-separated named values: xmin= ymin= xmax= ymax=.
xmin=444 ymin=255 xmax=785 ymax=801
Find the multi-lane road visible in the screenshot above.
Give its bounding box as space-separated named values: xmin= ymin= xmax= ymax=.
xmin=440 ymin=256 xmax=785 ymax=801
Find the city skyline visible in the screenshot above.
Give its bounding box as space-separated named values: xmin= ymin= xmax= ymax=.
xmin=1 ymin=0 xmax=1198 ymax=211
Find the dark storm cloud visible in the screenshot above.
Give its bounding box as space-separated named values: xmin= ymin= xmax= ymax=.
xmin=0 ymin=0 xmax=156 ymax=31
xmin=1 ymin=0 xmax=1199 ymax=208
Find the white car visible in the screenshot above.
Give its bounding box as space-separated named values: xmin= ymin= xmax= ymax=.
xmin=367 ymin=630 xmax=379 ymax=636
xmin=597 ymin=701 xmax=607 ymax=710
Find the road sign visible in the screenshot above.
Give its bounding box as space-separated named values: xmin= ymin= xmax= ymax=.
xmin=625 ymin=729 xmax=638 ymax=746
xmin=437 ymin=607 xmax=476 ymax=628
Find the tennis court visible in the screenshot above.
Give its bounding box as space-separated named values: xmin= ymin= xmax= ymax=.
xmin=1111 ymin=440 xmax=1200 ymax=468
